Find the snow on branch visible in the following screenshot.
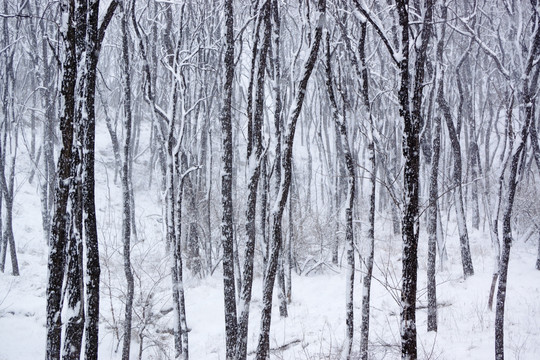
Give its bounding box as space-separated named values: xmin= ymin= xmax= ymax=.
xmin=351 ymin=0 xmax=400 ymax=66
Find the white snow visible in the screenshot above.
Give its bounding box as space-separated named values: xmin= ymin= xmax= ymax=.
xmin=2 ymin=178 xmax=540 ymax=360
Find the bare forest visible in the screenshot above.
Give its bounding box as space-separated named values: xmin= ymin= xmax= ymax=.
xmin=1 ymin=0 xmax=540 ymax=359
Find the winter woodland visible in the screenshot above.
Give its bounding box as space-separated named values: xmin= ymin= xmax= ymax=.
xmin=0 ymin=0 xmax=540 ymax=359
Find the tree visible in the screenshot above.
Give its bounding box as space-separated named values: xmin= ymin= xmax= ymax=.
xmin=495 ymin=2 xmax=540 ymax=357
xmin=0 ymin=0 xmax=21 ymax=277
xmin=235 ymin=1 xmax=272 ymax=359
xmin=220 ymin=0 xmax=237 ymax=357
xmin=120 ymin=1 xmax=135 ymax=358
xmin=45 ymin=1 xmax=118 ymax=358
xmin=255 ymin=0 xmax=325 ymax=358
xmin=325 ymin=31 xmax=357 ymax=360
xmin=45 ymin=2 xmax=80 ymax=357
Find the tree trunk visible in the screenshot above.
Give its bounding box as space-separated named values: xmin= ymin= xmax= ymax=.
xmin=82 ymin=1 xmax=119 ymax=357
xmin=495 ymin=18 xmax=539 ymax=355
xmin=397 ymin=0 xmax=419 ymax=357
xmin=236 ymin=2 xmax=272 ymax=358
xmin=495 ymin=117 xmax=532 ymax=359
xmin=439 ymin=91 xmax=474 ymax=278
xmin=358 ymin=21 xmax=378 ymax=360
xmin=45 ymin=1 xmax=78 ymax=357
xmin=487 ymin=97 xmax=513 ymax=310
xmin=121 ymin=2 xmax=135 ymax=358
xmin=220 ymin=0 xmax=237 ymax=357
xmin=62 ymin=149 xmax=84 ymax=360
xmin=436 ymin=2 xmax=474 ymax=279
xmin=255 ymin=2 xmax=325 ymax=357
xmin=427 ymin=116 xmax=441 ymax=332
xmin=325 ymin=32 xmax=357 ymax=359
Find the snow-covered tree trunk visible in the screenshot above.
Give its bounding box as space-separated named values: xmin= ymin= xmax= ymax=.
xmin=270 ymin=0 xmax=283 ymax=269
xmin=438 ymin=89 xmax=474 ymax=278
xmin=220 ymin=0 xmax=237 ymax=357
xmin=45 ymin=1 xmax=119 ymax=356
xmin=396 ymin=0 xmax=419 ymax=357
xmin=120 ymin=1 xmax=135 ymax=358
xmin=427 ymin=115 xmax=441 ymax=332
xmin=260 ymin=156 xmax=269 ymax=266
xmin=0 ymin=127 xmax=19 ymax=277
xmin=487 ymin=98 xmax=513 ymax=310
xmin=172 ymin=159 xmax=195 ymax=360
xmin=82 ymin=1 xmax=113 ymax=357
xmin=325 ymin=31 xmax=357 ymax=360
xmin=495 ymin=103 xmax=534 ymax=360
xmin=495 ymin=9 xmax=540 ymax=356
xmin=236 ymin=2 xmax=272 ymax=358
xmin=0 ymin=0 xmax=19 ymax=277
xmin=272 ymin=0 xmax=289 ymax=318
xmin=358 ymin=20 xmax=378 ymax=360
xmin=455 ymin=48 xmax=480 ymax=231
xmin=255 ymin=2 xmax=325 ymax=358
xmin=45 ymin=2 xmax=78 ymax=357
xmin=435 ymin=1 xmax=474 ymax=279
xmin=62 ymin=137 xmax=84 ymax=360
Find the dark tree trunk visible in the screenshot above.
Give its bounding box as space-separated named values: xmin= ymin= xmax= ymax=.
xmin=438 ymin=89 xmax=475 ymax=278
xmin=325 ymin=32 xmax=357 ymax=360
xmin=357 ymin=20 xmax=378 ymax=360
xmin=45 ymin=2 xmax=78 ymax=357
xmin=82 ymin=1 xmax=119 ymax=358
xmin=495 ymin=109 xmax=533 ymax=359
xmin=82 ymin=2 xmax=101 ymax=357
xmin=487 ymin=97 xmax=514 ymax=310
xmin=121 ymin=2 xmax=135 ymax=358
xmin=236 ymin=2 xmax=272 ymax=358
xmin=286 ymin=176 xmax=293 ymax=302
xmin=173 ymin=161 xmax=195 ymax=360
xmin=435 ymin=1 xmax=474 ymax=279
xmin=260 ymin=156 xmax=269 ymax=266
xmin=255 ymin=2 xmax=325 ymax=358
xmin=495 ymin=17 xmax=540 ymax=356
xmin=62 ymin=146 xmax=84 ymax=360
xmin=427 ymin=116 xmax=441 ymax=332
xmin=220 ymin=0 xmax=237 ymax=357
xmin=396 ymin=1 xmax=418 ymax=358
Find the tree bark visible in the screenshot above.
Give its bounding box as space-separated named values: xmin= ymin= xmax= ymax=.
xmin=236 ymin=2 xmax=272 ymax=358
xmin=358 ymin=20 xmax=378 ymax=360
xmin=82 ymin=2 xmax=118 ymax=358
xmin=438 ymin=88 xmax=475 ymax=278
xmin=220 ymin=0 xmax=237 ymax=357
xmin=396 ymin=0 xmax=418 ymax=357
xmin=121 ymin=2 xmax=135 ymax=358
xmin=45 ymin=2 xmax=78 ymax=357
xmin=427 ymin=116 xmax=441 ymax=332
xmin=495 ymin=13 xmax=540 ymax=357
xmin=325 ymin=32 xmax=357 ymax=360
xmin=255 ymin=2 xmax=325 ymax=358
xmin=435 ymin=2 xmax=474 ymax=279
xmin=62 ymin=143 xmax=84 ymax=360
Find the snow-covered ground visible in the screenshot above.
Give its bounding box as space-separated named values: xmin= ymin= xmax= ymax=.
xmin=1 ymin=124 xmax=540 ymax=359
xmin=1 ymin=186 xmax=539 ymax=360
